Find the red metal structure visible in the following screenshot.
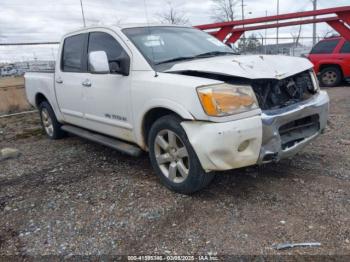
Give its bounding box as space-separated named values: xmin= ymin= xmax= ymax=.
xmin=196 ymin=6 xmax=350 ymax=44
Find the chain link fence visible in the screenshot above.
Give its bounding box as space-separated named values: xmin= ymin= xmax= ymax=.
xmin=231 ymin=36 xmax=320 ymax=56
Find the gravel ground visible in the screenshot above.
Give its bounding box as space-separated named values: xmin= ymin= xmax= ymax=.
xmin=0 ymin=87 xmax=349 ymax=257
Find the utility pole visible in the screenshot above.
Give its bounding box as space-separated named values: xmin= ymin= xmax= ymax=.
xmin=241 ymin=0 xmax=245 ymax=25
xmin=312 ymin=0 xmax=317 ymax=45
xmin=80 ymin=0 xmax=86 ymax=27
xmin=241 ymin=0 xmax=246 ymax=53
xmin=276 ymin=0 xmax=279 ymax=54
xmin=265 ymin=10 xmax=268 ymax=54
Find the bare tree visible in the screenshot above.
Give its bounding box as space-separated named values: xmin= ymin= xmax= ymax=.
xmin=211 ymin=0 xmax=239 ymax=22
xmin=290 ymin=24 xmax=303 ymax=46
xmin=320 ymin=29 xmax=337 ymax=39
xmin=156 ymin=1 xmax=189 ymax=25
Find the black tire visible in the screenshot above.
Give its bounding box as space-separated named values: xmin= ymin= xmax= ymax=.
xmin=148 ymin=114 xmax=214 ymax=194
xmin=38 ymin=101 xmax=66 ymax=139
xmin=319 ymin=66 xmax=342 ymax=87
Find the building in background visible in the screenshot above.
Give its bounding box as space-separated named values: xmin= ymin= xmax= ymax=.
xmin=258 ymin=42 xmax=312 ymax=56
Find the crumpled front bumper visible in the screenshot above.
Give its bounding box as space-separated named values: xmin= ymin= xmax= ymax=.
xmin=181 ymin=116 xmax=262 ymax=171
xmin=181 ymin=91 xmax=329 ymax=172
xmin=258 ymin=90 xmax=329 ymax=164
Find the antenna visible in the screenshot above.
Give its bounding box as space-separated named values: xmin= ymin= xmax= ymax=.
xmin=80 ymin=0 xmax=87 ymax=27
xmin=143 ymin=0 xmax=158 ymax=77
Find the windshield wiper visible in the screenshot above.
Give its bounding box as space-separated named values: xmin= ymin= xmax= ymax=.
xmin=155 ymin=56 xmax=194 ymax=65
xmin=195 ymin=51 xmax=234 ymax=58
xmin=154 ymin=51 xmax=234 ymax=65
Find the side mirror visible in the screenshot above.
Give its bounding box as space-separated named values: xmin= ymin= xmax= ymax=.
xmin=89 ymin=51 xmax=110 ymax=74
xmin=117 ymin=52 xmax=130 ymax=76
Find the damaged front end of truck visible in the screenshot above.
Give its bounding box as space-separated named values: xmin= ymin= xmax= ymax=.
xmin=165 ymin=55 xmax=329 ymax=170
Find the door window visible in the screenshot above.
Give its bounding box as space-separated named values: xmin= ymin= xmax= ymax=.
xmin=88 ymin=32 xmax=127 ymax=74
xmin=310 ymin=39 xmax=340 ymax=54
xmin=340 ymin=41 xmax=350 ymax=53
xmin=61 ymin=34 xmax=87 ymax=72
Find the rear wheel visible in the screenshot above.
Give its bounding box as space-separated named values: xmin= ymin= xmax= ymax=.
xmin=319 ymin=66 xmax=342 ymax=87
xmin=39 ymin=101 xmax=65 ymax=139
xmin=148 ymin=114 xmax=214 ymax=194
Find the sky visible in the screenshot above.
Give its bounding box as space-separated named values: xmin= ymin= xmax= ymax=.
xmin=0 ymin=0 xmax=349 ymax=62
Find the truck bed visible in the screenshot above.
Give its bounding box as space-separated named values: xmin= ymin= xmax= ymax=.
xmin=25 ymin=72 xmax=55 ymax=108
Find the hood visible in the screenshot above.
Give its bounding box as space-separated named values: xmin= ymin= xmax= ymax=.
xmin=165 ymin=55 xmax=313 ymax=80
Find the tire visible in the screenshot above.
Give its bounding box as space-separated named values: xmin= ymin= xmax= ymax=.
xmin=38 ymin=101 xmax=66 ymax=139
xmin=148 ymin=114 xmax=214 ymax=194
xmin=319 ymin=66 xmax=342 ymax=87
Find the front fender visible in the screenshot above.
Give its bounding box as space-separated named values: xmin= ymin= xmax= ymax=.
xmin=134 ymin=98 xmax=195 ymax=149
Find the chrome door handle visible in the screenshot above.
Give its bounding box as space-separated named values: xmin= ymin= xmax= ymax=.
xmin=56 ymin=78 xmax=63 ymax=84
xmin=82 ymin=79 xmax=91 ymax=87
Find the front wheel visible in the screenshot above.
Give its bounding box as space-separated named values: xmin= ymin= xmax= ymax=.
xmin=148 ymin=115 xmax=214 ymax=194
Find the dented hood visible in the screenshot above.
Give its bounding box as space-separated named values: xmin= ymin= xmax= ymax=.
xmin=165 ymin=55 xmax=314 ymax=80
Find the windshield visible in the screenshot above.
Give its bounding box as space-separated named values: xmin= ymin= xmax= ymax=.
xmin=122 ymin=26 xmax=234 ymax=67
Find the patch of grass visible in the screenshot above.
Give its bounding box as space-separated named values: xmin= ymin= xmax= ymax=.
xmin=0 ymin=76 xmax=24 ymax=88
xmin=0 ymin=86 xmax=31 ymax=114
xmin=15 ymin=127 xmax=44 ymax=139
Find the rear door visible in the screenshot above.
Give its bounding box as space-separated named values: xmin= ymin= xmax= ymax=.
xmin=82 ymin=31 xmax=134 ymax=142
xmin=308 ymin=38 xmax=340 ymax=72
xmin=335 ymin=40 xmax=350 ymax=78
xmin=55 ymin=33 xmax=88 ymax=125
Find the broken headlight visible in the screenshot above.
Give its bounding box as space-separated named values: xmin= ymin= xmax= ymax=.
xmin=310 ymin=69 xmax=320 ymax=92
xmin=197 ymin=83 xmax=258 ymax=117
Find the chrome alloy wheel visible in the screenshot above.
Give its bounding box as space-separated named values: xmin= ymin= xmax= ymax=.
xmin=41 ymin=108 xmax=54 ymax=137
xmin=154 ymin=129 xmax=190 ymax=183
xmin=322 ymin=71 xmax=338 ymax=86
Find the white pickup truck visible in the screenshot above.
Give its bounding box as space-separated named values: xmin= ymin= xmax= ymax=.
xmin=25 ymin=24 xmax=329 ymax=194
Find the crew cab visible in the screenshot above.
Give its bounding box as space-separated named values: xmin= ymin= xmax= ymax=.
xmin=25 ymin=25 xmax=329 ymax=194
xmin=308 ymin=36 xmax=350 ymax=87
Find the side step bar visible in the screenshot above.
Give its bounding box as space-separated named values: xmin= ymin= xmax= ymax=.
xmin=61 ymin=125 xmax=142 ymax=157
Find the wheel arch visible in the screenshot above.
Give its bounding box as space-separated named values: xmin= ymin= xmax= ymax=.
xmin=141 ymin=107 xmax=185 ymax=150
xmin=319 ymin=63 xmax=344 ymax=77
xmin=34 ymin=92 xmax=64 ymax=123
xmin=35 ymin=92 xmax=49 ymax=107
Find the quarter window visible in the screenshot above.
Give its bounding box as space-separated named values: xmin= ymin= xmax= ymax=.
xmin=340 ymin=41 xmax=350 ymax=53
xmin=62 ymin=34 xmax=86 ymax=72
xmin=88 ymin=32 xmax=127 ymax=74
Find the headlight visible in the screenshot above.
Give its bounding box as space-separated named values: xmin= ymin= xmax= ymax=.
xmin=197 ymin=83 xmax=258 ymax=117
xmin=310 ymin=69 xmax=320 ymax=92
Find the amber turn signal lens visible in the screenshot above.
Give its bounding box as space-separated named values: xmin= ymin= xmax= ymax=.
xmin=197 ymin=84 xmax=258 ymax=117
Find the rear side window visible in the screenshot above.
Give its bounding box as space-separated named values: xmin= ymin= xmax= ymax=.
xmin=61 ymin=34 xmax=86 ymax=72
xmin=310 ymin=39 xmax=339 ymax=54
xmin=340 ymin=41 xmax=350 ymax=53
xmin=88 ymin=32 xmax=127 ymax=73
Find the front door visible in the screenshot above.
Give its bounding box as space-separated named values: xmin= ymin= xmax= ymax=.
xmin=55 ymin=33 xmax=88 ymax=126
xmin=82 ymin=31 xmax=134 ymax=142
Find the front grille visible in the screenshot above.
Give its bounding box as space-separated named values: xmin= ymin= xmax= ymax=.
xmin=251 ymin=71 xmax=316 ymax=110
xmin=279 ymin=115 xmax=320 ymax=150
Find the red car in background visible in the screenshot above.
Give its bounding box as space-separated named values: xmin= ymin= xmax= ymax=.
xmin=308 ymin=36 xmax=350 ymax=87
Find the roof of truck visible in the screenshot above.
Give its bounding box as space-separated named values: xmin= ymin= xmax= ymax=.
xmin=116 ymin=23 xmax=189 ymax=29
xmin=62 ymin=24 xmax=192 ymax=39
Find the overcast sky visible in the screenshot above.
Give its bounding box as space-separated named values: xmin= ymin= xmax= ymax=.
xmin=0 ymin=0 xmax=349 ymax=62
